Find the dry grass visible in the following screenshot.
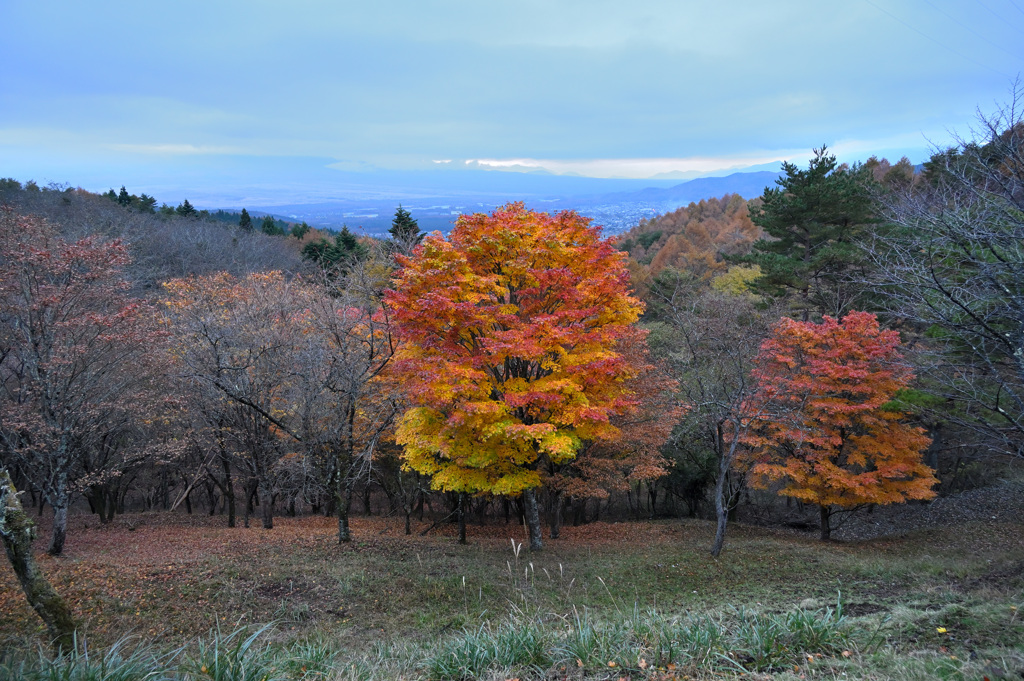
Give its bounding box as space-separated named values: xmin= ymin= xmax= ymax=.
xmin=2 ymin=508 xmax=1023 ymax=679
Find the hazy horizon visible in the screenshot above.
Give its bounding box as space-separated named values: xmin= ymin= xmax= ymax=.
xmin=3 ymin=1 xmax=1022 ymax=206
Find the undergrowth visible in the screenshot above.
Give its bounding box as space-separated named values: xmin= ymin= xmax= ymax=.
xmin=4 ymin=591 xmax=1022 ymax=680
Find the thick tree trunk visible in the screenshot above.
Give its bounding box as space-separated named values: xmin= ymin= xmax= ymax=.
xmin=549 ymin=490 xmax=563 ymax=540
xmin=1 ymin=470 xmax=77 ymax=651
xmin=819 ymin=505 xmax=832 ymax=541
xmin=523 ymin=488 xmax=543 ymax=551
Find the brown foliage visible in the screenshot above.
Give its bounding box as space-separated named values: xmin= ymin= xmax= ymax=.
xmin=620 ymin=193 xmax=761 ymax=283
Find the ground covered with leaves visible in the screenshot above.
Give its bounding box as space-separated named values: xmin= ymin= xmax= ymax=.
xmin=1 ymin=494 xmax=1023 ymax=680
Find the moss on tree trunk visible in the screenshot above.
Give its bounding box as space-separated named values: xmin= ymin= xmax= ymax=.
xmin=0 ymin=469 xmax=77 ymax=651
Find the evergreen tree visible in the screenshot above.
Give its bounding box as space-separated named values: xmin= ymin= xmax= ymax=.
xmin=261 ymin=214 xmax=285 ymax=236
xmin=389 ymin=204 xmax=422 ymax=250
xmin=239 ymin=207 xmax=253 ymax=231
xmin=301 ymin=226 xmax=368 ymax=271
xmin=291 ymin=221 xmax=311 ymax=239
xmin=176 ymin=199 xmax=197 ymax=218
xmin=137 ymin=193 xmax=157 ymax=213
xmin=117 ymin=186 xmax=132 ymax=207
xmin=741 ymin=147 xmax=874 ymax=320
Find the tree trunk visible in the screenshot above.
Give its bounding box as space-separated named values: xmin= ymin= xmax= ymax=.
xmin=819 ymin=505 xmax=832 ymax=541
xmin=549 ymin=490 xmax=563 ymax=539
xmin=242 ymin=479 xmax=251 ymax=529
xmin=48 ymin=502 xmax=68 ymax=556
xmin=258 ymin=484 xmax=274 ymax=530
xmin=337 ymin=475 xmax=353 ymax=543
xmin=523 ymin=488 xmax=543 ymax=551
xmin=221 ymin=456 xmax=236 ymax=528
xmin=711 ymin=474 xmax=729 ymax=558
xmin=711 ymin=423 xmax=730 ymax=557
xmin=0 ymin=470 xmax=77 ymax=651
xmin=457 ymin=493 xmax=467 ymax=545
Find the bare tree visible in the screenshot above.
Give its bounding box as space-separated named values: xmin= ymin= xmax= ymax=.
xmin=867 ymin=85 xmax=1024 ymax=458
xmin=648 ymin=270 xmax=780 ymax=556
xmin=299 ymin=261 xmax=398 ymax=543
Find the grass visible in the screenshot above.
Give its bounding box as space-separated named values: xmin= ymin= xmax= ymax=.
xmin=1 ymin=510 xmax=1022 ymax=679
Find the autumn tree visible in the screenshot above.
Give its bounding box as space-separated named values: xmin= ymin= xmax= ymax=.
xmin=387 ymin=203 xmax=644 ymax=550
xmin=545 ymin=325 xmax=677 ymax=537
xmin=620 ymin=193 xmax=760 ymax=287
xmin=0 ymin=209 xmax=161 ymax=554
xmin=742 ymin=311 xmax=937 ymax=540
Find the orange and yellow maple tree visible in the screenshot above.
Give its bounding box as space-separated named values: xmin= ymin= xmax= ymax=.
xmin=741 ymin=311 xmax=937 ymax=540
xmin=386 ymin=203 xmax=645 ymax=549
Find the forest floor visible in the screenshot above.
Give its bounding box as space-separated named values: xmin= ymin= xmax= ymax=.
xmin=2 ymin=481 xmax=1023 ymax=680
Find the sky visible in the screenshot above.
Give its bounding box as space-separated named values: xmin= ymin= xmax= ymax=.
xmin=2 ymin=0 xmax=1023 ymax=204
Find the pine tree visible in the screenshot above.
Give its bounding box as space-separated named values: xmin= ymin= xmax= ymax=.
xmin=239 ymin=208 xmax=252 ymax=231
xmin=176 ymin=199 xmax=197 ymax=217
xmin=260 ymin=214 xmax=284 ymax=236
xmin=389 ymin=205 xmax=422 ymax=249
xmin=137 ymin=193 xmax=157 ymax=213
xmin=117 ymin=186 xmax=132 ymax=207
xmin=742 ymin=147 xmax=874 ymax=319
xmin=300 ymin=226 xmax=368 ymax=271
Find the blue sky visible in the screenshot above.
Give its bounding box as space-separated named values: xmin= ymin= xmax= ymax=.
xmin=2 ymin=1 xmax=1022 ymax=202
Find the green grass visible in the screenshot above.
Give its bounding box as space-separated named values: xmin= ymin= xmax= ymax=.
xmin=1 ymin=512 xmax=1022 ymax=679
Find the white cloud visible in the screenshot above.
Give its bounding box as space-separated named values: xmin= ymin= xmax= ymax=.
xmin=466 ymin=154 xmax=808 ymax=179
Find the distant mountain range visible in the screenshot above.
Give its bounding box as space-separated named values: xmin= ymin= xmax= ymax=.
xmin=553 ymin=171 xmax=782 ymax=209
xmin=16 ymin=152 xmax=782 ymax=236
xmin=256 ymin=168 xmax=783 ymax=236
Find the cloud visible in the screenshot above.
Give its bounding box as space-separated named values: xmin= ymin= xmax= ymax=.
xmin=466 ymin=154 xmax=807 ymax=179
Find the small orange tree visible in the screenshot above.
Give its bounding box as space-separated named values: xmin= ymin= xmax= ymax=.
xmin=742 ymin=311 xmax=937 ymax=540
xmin=386 ymin=203 xmax=645 ymax=549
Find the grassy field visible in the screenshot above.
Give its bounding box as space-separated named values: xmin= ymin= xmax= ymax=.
xmin=1 ymin=506 xmax=1022 ymax=680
